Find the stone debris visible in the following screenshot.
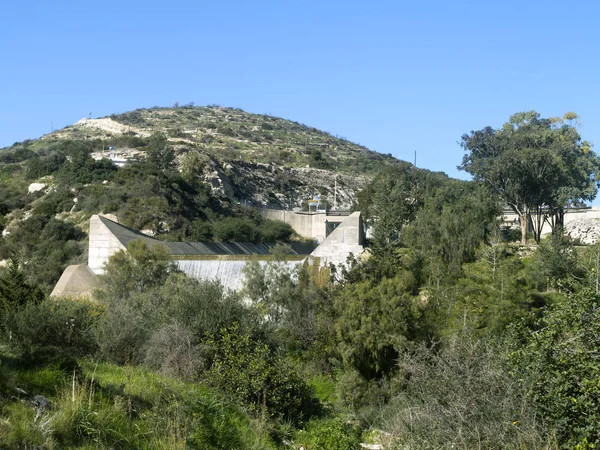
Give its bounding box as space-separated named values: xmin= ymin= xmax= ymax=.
xmin=566 ymin=218 xmax=600 ymax=244
xmin=33 ymin=395 xmax=50 ymax=409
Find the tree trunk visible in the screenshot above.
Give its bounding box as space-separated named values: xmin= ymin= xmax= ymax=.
xmin=520 ymin=214 xmax=528 ymax=244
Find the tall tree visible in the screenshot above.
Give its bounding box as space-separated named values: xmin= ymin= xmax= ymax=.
xmin=460 ymin=111 xmax=600 ymax=243
xmin=357 ymin=166 xmax=443 ymax=251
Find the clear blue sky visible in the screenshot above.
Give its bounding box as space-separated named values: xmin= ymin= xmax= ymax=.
xmin=2 ymin=0 xmax=600 ymax=182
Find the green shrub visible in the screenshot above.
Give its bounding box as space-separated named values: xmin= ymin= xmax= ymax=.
xmin=510 ymin=290 xmax=600 ymax=447
xmin=1 ymin=216 xmax=86 ymax=289
xmin=26 ymin=152 xmax=67 ymax=179
xmin=203 ymin=324 xmax=319 ymax=421
xmin=0 ymin=181 xmax=32 ymax=213
xmin=294 ymin=417 xmax=362 ymax=450
xmin=33 ymin=187 xmax=75 ymax=216
xmin=189 ymin=219 xmax=214 ymax=241
xmin=3 ymin=298 xmax=99 ymax=363
xmin=335 ymin=275 xmax=422 ymax=380
xmin=94 ymin=293 xmax=158 ymax=365
xmin=162 ymin=274 xmax=256 ymax=340
xmin=96 ymin=240 xmax=175 ymax=301
xmin=257 ymin=219 xmax=294 ymax=242
xmin=213 ymin=217 xmax=259 ymax=242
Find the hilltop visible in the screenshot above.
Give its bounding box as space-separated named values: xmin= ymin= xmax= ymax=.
xmin=47 ymin=105 xmax=397 ymax=173
xmin=34 ymin=105 xmax=405 ymax=209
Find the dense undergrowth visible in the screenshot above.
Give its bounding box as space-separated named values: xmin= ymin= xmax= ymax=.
xmin=0 ymin=134 xmax=299 ymax=292
xmin=2 ymin=110 xmax=600 ymax=448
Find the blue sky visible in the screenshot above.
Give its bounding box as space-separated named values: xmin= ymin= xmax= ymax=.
xmin=2 ymin=0 xmax=600 ymax=182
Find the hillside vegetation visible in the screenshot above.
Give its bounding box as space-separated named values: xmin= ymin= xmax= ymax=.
xmin=48 ymin=105 xmax=398 ymax=174
xmin=3 ymin=110 xmax=600 ymax=448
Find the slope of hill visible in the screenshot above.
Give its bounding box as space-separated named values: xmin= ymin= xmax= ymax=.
xmin=46 ymin=105 xmax=398 ymax=174
xmin=36 ymin=105 xmax=406 ymax=209
xmin=0 ymin=105 xmax=420 ymax=290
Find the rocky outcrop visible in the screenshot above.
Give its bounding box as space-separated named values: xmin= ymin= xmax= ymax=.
xmin=566 ymin=218 xmax=600 ymax=244
xmin=199 ymin=158 xmax=368 ymax=210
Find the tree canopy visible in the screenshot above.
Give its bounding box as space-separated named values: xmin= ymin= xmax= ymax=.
xmin=460 ymin=111 xmax=600 ymax=243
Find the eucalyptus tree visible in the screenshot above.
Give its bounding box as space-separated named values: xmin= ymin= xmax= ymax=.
xmin=460 ymin=111 xmax=600 ymax=243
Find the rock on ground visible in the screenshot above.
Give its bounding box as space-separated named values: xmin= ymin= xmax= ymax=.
xmin=566 ymin=218 xmax=600 ymax=244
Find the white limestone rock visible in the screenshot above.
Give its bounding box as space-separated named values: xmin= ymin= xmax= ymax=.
xmin=28 ymin=183 xmax=46 ymax=193
xmin=566 ymin=218 xmax=600 ymax=244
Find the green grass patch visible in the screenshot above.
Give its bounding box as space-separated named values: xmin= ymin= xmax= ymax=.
xmin=0 ymin=357 xmax=277 ymax=449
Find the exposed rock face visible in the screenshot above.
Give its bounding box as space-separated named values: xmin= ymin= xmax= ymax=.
xmin=566 ymin=218 xmax=600 ymax=244
xmin=28 ymin=183 xmax=46 ymax=193
xmin=199 ymin=158 xmax=368 ymax=209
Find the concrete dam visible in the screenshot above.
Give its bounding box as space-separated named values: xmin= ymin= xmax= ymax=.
xmin=51 ymin=212 xmax=365 ymax=298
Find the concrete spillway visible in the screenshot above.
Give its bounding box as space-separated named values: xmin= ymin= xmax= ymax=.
xmin=175 ymin=260 xmax=301 ymax=291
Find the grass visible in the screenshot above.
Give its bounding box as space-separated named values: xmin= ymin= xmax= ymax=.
xmin=0 ymin=356 xmax=277 ymax=449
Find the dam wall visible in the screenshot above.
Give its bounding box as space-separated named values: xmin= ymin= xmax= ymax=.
xmin=56 ymin=213 xmax=365 ymax=297
xmin=175 ymin=259 xmax=302 ymax=291
xmin=260 ymin=210 xmax=331 ymax=242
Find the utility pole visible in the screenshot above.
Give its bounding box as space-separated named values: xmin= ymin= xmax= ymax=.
xmin=414 ymin=150 xmax=417 ymax=167
xmin=333 ymin=175 xmax=337 ymax=211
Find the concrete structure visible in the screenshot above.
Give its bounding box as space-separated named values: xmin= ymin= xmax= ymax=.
xmin=310 ymin=212 xmax=365 ymax=265
xmin=53 ymin=212 xmax=365 ymax=297
xmin=259 ymin=209 xmax=357 ymax=243
xmin=50 ymin=264 xmax=98 ymax=298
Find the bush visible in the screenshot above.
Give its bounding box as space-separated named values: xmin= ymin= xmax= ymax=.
xmin=257 ymin=219 xmax=294 ymax=242
xmin=144 ymin=322 xmax=206 ymax=379
xmin=294 ymin=417 xmax=362 ymax=450
xmin=94 ymin=292 xmax=158 ymax=365
xmin=1 ymin=216 xmax=86 ymax=289
xmin=96 ymin=240 xmax=175 ymax=301
xmin=378 ymin=332 xmax=550 ymax=449
xmin=203 ymin=324 xmax=319 ymax=422
xmin=162 ymin=274 xmax=256 ymax=340
xmin=3 ymin=298 xmax=99 ymax=363
xmin=213 ymin=217 xmax=259 ymax=242
xmin=189 ymin=219 xmax=214 ymax=241
xmin=510 ymin=290 xmax=600 ymax=447
xmin=32 ymin=187 xmax=76 ymax=216
xmin=26 ymin=153 xmax=67 ymax=179
xmin=335 ymin=275 xmax=422 ymax=380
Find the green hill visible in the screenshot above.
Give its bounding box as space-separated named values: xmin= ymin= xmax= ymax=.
xmin=46 ymin=105 xmax=399 ymax=174
xmin=0 ymin=105 xmax=421 ymax=291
